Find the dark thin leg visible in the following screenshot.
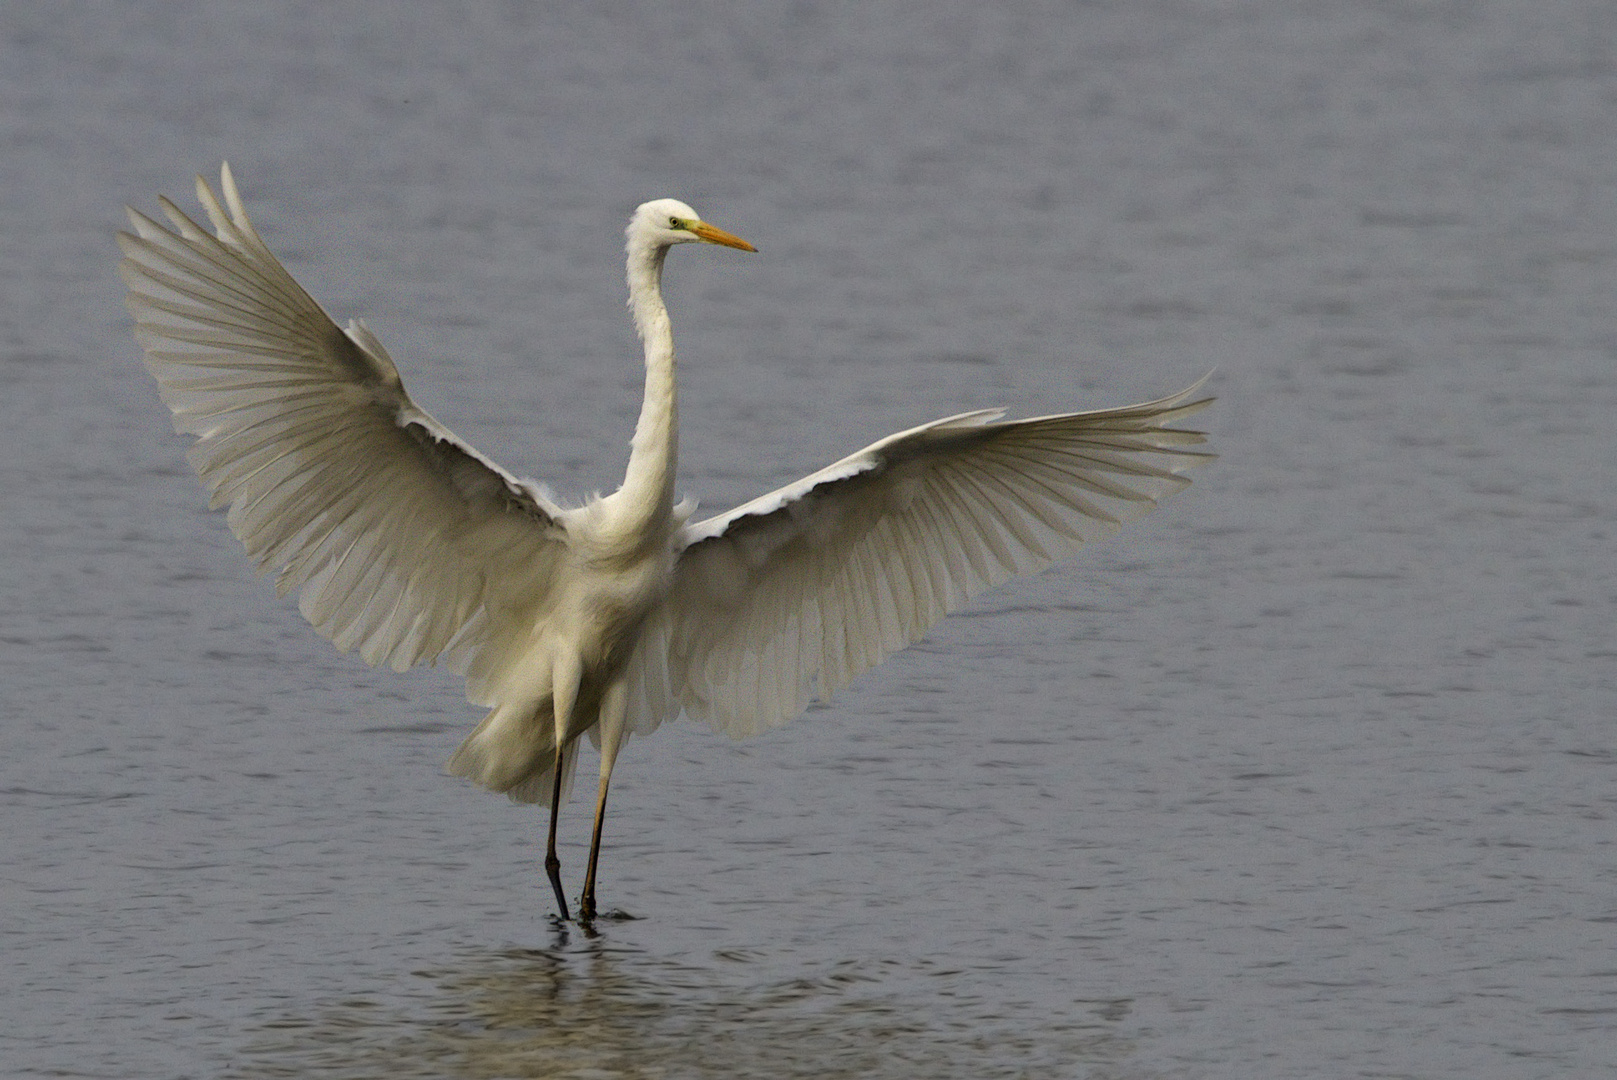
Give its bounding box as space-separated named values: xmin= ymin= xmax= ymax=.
xmin=580 ymin=775 xmax=611 ymax=924
xmin=544 ymin=743 xmax=570 ymax=921
xmin=581 ymin=686 xmax=628 ymax=925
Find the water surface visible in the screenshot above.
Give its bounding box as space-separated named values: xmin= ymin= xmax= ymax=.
xmin=4 ymin=2 xmax=1616 ymax=1077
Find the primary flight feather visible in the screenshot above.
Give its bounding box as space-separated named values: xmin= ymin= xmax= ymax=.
xmin=120 ymin=165 xmax=1213 ymax=923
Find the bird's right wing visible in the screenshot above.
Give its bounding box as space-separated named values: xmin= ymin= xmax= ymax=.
xmin=120 ymin=164 xmax=570 ymax=677
xmin=667 ymin=380 xmax=1214 ymax=738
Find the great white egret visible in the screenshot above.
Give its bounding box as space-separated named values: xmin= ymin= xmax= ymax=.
xmin=120 ymin=165 xmax=1213 ymax=923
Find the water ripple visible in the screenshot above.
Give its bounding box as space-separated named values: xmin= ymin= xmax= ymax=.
xmin=237 ymin=943 xmax=1139 ymax=1079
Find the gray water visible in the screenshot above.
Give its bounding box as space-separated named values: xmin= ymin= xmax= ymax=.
xmin=4 ymin=2 xmax=1616 ymax=1077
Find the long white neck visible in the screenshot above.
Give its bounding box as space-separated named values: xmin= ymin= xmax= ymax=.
xmin=612 ymin=235 xmax=677 ymax=537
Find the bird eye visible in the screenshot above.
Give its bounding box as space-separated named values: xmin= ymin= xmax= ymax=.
xmin=668 ymin=216 xmax=682 ymax=229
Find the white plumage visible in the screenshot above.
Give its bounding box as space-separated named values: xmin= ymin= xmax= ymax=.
xmin=121 ymin=165 xmax=1214 ymax=922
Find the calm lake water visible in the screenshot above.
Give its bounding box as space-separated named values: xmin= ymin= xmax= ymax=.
xmin=4 ymin=2 xmax=1616 ymax=1077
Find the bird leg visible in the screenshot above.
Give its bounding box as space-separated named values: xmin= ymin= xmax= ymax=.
xmin=544 ymin=742 xmax=570 ymax=921
xmin=580 ymin=684 xmax=627 ymax=925
xmin=542 ymin=651 xmax=585 ymax=921
xmin=580 ymin=776 xmax=610 ymax=924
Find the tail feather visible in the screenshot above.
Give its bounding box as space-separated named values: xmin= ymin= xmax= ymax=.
xmin=446 ymin=699 xmax=576 ymax=804
xmin=506 ymin=745 xmax=579 ymax=805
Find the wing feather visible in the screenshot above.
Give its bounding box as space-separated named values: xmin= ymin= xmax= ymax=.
xmin=670 ymin=380 xmax=1214 ymax=737
xmin=121 ymin=164 xmax=568 ymax=677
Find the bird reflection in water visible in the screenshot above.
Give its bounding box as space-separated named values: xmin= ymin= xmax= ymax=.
xmin=239 ymin=941 xmax=1137 ymax=1079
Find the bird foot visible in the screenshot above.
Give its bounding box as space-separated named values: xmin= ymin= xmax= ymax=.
xmin=575 ymin=901 xmax=636 ymax=932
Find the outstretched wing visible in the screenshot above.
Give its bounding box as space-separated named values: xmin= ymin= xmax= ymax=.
xmin=120 ymin=164 xmax=569 ymax=675
xmin=668 ymin=380 xmax=1214 ymax=737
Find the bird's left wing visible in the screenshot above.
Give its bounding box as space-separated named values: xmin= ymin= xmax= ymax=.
xmin=668 ymin=380 xmax=1213 ymax=738
xmin=120 ymin=165 xmax=569 ymax=676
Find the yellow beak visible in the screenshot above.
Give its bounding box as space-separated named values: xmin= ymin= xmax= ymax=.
xmin=688 ymin=219 xmax=756 ymax=252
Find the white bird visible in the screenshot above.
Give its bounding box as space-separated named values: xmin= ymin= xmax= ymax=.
xmin=120 ymin=165 xmax=1214 ymax=923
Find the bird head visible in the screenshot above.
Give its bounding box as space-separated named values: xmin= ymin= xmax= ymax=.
xmin=628 ymin=199 xmax=756 ymax=252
